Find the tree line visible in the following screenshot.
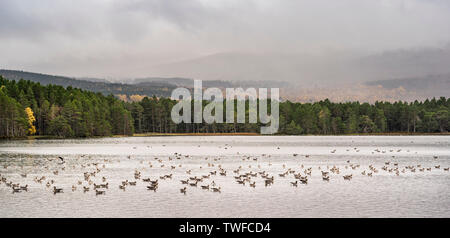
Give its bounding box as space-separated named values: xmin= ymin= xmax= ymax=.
xmin=0 ymin=76 xmax=133 ymax=138
xmin=129 ymin=95 xmax=449 ymax=135
xmin=0 ymin=76 xmax=449 ymax=138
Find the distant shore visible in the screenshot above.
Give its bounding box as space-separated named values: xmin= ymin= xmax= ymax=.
xmin=130 ymin=132 xmax=450 ymax=137
xmin=1 ymin=132 xmax=449 ymax=141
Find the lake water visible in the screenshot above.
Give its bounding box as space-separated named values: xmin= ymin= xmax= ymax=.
xmin=0 ymin=136 xmax=449 ymax=217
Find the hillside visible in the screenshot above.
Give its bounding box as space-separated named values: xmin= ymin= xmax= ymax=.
xmin=366 ymin=75 xmax=450 ymax=98
xmin=0 ymin=70 xmax=176 ymax=99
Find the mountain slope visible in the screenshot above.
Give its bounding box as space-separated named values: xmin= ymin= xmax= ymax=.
xmin=0 ymin=69 xmax=176 ymax=98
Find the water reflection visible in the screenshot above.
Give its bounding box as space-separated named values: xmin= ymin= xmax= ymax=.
xmin=0 ymin=136 xmax=449 ymax=217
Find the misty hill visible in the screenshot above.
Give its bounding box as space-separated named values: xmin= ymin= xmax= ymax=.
xmin=366 ymin=75 xmax=450 ymax=98
xmin=0 ymin=70 xmax=289 ymax=102
xmin=357 ymin=45 xmax=450 ymax=81
xmin=132 ymin=77 xmax=289 ymax=89
xmin=144 ymin=45 xmax=450 ymax=88
xmin=145 ymin=52 xmax=359 ymax=87
xmin=132 ymin=77 xmax=193 ymax=87
xmin=0 ymin=70 xmax=176 ymax=98
xmin=77 ymin=77 xmax=111 ymax=83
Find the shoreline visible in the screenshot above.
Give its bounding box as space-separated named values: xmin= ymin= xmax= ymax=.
xmin=0 ymin=132 xmax=449 ymax=141
xmin=133 ymin=132 xmax=450 ymax=137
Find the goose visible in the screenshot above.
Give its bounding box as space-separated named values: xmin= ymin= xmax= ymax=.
xmin=322 ymin=176 xmax=330 ymax=181
xmin=236 ymin=180 xmax=245 ymax=185
xmin=147 ymin=185 xmax=158 ymax=192
xmin=189 ymin=181 xmax=198 ymax=187
xmin=119 ymin=185 xmax=126 ymax=190
xmin=180 ymin=179 xmax=189 ymax=184
xmin=249 ymin=182 xmax=256 ymax=188
xmin=201 ymin=185 xmax=209 ymax=190
xmin=265 ymin=179 xmax=274 ymax=187
xmin=128 ymin=181 xmax=136 ymax=186
xmin=290 ymin=181 xmax=298 ymax=187
xmin=149 ymin=181 xmax=159 ymax=187
xmin=321 ymin=171 xmax=329 ymax=176
xmin=444 ymin=168 xmax=449 ymax=171
xmin=20 ymin=185 xmax=28 ymax=191
xmin=83 ymin=186 xmax=90 ymax=192
xmin=343 ymin=175 xmax=353 ymax=180
xmin=180 ymin=187 xmax=187 ymax=194
xmin=95 ymin=190 xmax=106 ymax=195
xmin=53 ymin=187 xmax=63 ymax=194
xmin=71 ymin=185 xmax=77 ymax=191
xmin=99 ymin=182 xmax=109 ymax=189
xmin=299 ymin=178 xmax=308 ymax=184
xmin=211 ymin=187 xmax=221 ymax=193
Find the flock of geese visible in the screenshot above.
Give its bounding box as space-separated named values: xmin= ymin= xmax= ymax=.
xmin=0 ymin=145 xmax=448 ymax=196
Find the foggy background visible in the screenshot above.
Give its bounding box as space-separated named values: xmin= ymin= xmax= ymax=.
xmin=1 ymin=0 xmax=449 ymax=101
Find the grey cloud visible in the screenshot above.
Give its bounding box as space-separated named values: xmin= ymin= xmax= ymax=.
xmin=0 ymin=0 xmax=449 ymax=79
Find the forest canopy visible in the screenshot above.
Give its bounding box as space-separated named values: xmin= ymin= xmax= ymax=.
xmin=0 ymin=76 xmax=134 ymax=138
xmin=0 ymin=76 xmax=449 ymax=138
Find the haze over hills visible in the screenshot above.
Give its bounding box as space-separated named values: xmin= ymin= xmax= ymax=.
xmin=357 ymin=44 xmax=450 ymax=81
xmin=1 ymin=0 xmax=449 ymax=102
xmin=142 ymin=45 xmax=450 ymax=86
xmin=365 ymin=75 xmax=450 ymax=98
xmin=0 ymin=69 xmax=292 ymax=101
xmin=0 ymin=69 xmax=177 ymax=99
xmin=1 ymin=44 xmax=449 ymax=103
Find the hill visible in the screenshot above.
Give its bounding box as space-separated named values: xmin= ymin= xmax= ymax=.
xmin=0 ymin=70 xmax=176 ymax=99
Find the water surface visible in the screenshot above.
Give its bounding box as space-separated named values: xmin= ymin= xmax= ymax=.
xmin=0 ymin=136 xmax=449 ymax=217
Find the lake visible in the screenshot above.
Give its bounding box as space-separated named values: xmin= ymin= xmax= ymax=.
xmin=0 ymin=136 xmax=449 ymax=217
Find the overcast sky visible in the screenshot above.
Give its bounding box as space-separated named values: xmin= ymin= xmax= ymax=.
xmin=1 ymin=0 xmax=450 ymax=79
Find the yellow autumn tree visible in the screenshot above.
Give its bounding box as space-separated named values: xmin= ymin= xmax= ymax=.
xmin=129 ymin=94 xmax=146 ymax=102
xmin=25 ymin=107 xmax=36 ymax=135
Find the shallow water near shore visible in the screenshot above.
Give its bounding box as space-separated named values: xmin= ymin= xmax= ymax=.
xmin=0 ymin=136 xmax=449 ymax=217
